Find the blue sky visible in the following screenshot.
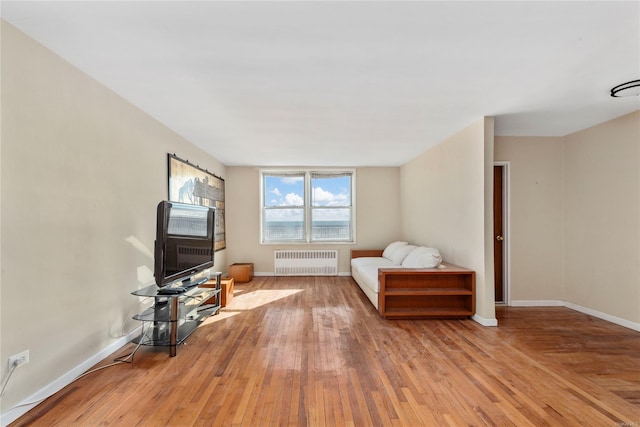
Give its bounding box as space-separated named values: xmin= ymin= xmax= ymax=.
xmin=264 ymin=174 xmax=351 ymax=221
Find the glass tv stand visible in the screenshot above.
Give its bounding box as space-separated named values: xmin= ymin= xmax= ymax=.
xmin=131 ymin=272 xmax=222 ymax=356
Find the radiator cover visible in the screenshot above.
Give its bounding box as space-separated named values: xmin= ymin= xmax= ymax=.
xmin=274 ymin=250 xmax=339 ymax=276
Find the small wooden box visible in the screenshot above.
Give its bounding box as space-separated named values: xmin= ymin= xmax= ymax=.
xmin=221 ymin=278 xmax=234 ymax=307
xmin=201 ymin=277 xmax=234 ymax=307
xmin=228 ymin=263 xmax=253 ymax=283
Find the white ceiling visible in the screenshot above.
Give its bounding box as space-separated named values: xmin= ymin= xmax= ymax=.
xmin=2 ymin=1 xmax=639 ymax=167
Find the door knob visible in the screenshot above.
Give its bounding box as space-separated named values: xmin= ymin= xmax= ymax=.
xmin=496 ymin=235 xmax=504 ymax=241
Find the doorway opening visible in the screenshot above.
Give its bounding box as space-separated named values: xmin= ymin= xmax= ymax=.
xmin=494 ymin=163 xmax=509 ymax=305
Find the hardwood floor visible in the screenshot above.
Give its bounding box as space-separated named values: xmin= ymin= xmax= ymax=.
xmin=12 ymin=276 xmax=640 ymax=426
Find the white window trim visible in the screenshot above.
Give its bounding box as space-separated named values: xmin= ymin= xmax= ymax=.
xmin=260 ymin=168 xmax=356 ymax=244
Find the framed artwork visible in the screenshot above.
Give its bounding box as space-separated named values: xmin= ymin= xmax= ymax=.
xmin=168 ymin=154 xmax=225 ymax=251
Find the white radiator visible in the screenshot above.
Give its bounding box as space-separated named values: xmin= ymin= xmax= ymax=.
xmin=274 ymin=250 xmax=339 ymax=276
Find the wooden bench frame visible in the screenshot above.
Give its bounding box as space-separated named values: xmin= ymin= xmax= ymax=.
xmin=351 ymin=250 xmax=475 ymax=319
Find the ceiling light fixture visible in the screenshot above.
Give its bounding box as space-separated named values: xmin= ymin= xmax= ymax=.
xmin=610 ymin=79 xmax=640 ymax=97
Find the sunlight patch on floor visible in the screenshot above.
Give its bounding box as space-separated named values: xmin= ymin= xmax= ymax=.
xmin=229 ymin=288 xmax=304 ymax=310
xmin=200 ymin=288 xmax=305 ymax=325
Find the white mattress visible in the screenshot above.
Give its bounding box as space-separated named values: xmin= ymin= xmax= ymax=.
xmin=350 ymin=257 xmax=397 ymax=294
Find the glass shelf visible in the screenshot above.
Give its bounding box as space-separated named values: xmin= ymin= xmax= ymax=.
xmin=130 ymin=272 xmax=222 ymax=356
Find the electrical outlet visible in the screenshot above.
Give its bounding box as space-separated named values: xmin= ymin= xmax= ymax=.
xmin=8 ymin=350 xmax=29 ymax=369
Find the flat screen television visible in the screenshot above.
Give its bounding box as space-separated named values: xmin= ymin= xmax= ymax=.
xmin=154 ymin=201 xmax=216 ymax=287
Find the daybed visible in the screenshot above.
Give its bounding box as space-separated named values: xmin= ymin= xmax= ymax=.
xmin=351 ymin=242 xmax=475 ymax=319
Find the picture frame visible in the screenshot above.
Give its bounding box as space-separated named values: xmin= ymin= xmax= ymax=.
xmin=167 ymin=153 xmax=226 ymax=251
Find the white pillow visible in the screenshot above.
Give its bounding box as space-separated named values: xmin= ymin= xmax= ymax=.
xmin=402 ymin=247 xmax=443 ymax=268
xmin=390 ymin=244 xmax=418 ymax=265
xmin=382 ymin=241 xmax=408 ymax=260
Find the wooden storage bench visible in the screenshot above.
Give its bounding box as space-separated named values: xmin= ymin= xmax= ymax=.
xmin=378 ymin=266 xmax=475 ymax=319
xmin=351 ymin=249 xmax=475 ymax=319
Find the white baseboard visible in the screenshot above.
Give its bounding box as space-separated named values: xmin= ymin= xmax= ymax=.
xmin=0 ymin=326 xmax=141 ymax=427
xmin=510 ymin=300 xmax=640 ymax=332
xmin=563 ymin=301 xmax=640 ymax=332
xmin=472 ymin=314 xmax=498 ymax=327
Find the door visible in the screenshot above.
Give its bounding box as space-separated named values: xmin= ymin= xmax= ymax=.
xmin=494 ymin=165 xmax=505 ymax=303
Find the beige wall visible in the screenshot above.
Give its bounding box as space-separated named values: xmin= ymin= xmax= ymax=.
xmin=400 ymin=118 xmax=496 ymax=323
xmin=225 ymin=166 xmax=401 ymax=274
xmin=495 ymin=111 xmax=640 ymax=325
xmin=494 ymin=136 xmax=564 ymax=301
xmin=564 ymin=112 xmax=639 ymax=322
xmin=1 ymin=22 xmax=227 ymax=411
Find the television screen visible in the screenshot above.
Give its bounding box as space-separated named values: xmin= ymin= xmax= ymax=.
xmin=154 ymin=201 xmax=216 ymax=287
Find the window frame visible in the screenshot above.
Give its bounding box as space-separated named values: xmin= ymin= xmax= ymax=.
xmin=260 ymin=169 xmax=356 ymax=244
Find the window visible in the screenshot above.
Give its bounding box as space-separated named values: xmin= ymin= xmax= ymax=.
xmin=261 ymin=170 xmax=355 ymax=243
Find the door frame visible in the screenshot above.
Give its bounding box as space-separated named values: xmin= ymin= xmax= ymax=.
xmin=494 ymin=161 xmax=511 ymax=305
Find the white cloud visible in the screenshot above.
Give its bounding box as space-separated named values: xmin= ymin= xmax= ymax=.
xmin=284 ymin=192 xmax=303 ymax=206
xmin=313 ymin=187 xmax=333 ymax=202
xmin=281 ymin=176 xmax=303 ymax=185
xmin=271 ymin=187 xmax=282 ymax=196
xmin=313 ymin=186 xmax=349 ymax=206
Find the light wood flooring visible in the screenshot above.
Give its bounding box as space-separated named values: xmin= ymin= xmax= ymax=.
xmin=12 ymin=276 xmax=640 ymax=426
